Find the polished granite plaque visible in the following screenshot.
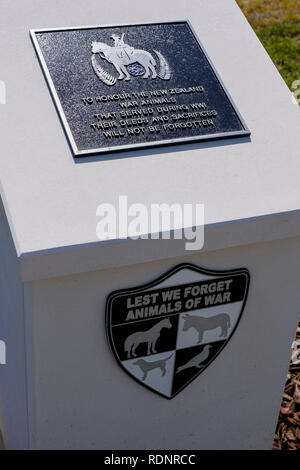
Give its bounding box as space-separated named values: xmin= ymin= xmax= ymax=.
xmin=30 ymin=21 xmax=250 ymax=157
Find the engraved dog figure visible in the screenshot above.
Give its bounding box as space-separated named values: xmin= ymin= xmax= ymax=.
xmin=134 ymin=354 xmax=173 ymax=380
xmin=182 ymin=313 xmax=231 ymax=343
xmin=124 ymin=318 xmax=172 ymax=358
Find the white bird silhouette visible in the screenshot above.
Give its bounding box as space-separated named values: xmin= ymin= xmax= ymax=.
xmin=176 ymin=345 xmax=212 ymax=373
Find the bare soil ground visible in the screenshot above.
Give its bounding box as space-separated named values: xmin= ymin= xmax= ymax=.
xmin=273 ymin=324 xmax=300 ymax=450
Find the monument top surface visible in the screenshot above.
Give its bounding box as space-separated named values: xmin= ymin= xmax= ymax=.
xmin=1 ymin=0 xmax=300 ymax=280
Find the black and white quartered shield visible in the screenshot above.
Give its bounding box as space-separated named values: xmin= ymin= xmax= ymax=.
xmin=106 ymin=263 xmax=250 ymax=398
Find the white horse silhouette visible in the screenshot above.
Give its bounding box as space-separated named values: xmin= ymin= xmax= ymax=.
xmin=124 ymin=318 xmax=172 ymax=358
xmin=92 ymin=41 xmax=157 ymax=81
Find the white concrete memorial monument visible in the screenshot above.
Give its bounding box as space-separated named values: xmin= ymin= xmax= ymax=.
xmin=0 ymin=0 xmax=300 ymax=450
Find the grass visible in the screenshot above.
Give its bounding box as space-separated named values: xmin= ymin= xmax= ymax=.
xmin=237 ymin=0 xmax=300 ymax=89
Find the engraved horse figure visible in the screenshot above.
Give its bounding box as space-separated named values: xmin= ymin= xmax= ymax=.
xmin=91 ymin=36 xmax=157 ymax=82
xmin=124 ymin=318 xmax=172 ymax=358
xmin=182 ymin=313 xmax=231 ymax=343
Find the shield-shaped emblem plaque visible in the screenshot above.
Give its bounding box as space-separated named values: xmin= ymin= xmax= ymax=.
xmin=106 ymin=263 xmax=250 ymax=398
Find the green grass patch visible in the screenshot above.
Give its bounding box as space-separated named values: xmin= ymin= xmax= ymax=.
xmin=255 ymin=20 xmax=300 ymax=88
xmin=237 ymin=1 xmax=300 ymax=89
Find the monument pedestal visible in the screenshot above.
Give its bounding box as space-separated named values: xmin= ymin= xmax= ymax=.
xmin=1 ymin=0 xmax=300 ymax=450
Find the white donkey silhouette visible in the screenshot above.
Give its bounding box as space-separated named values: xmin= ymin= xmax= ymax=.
xmin=182 ymin=313 xmax=231 ymax=343
xmin=124 ymin=318 xmax=172 ymax=358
